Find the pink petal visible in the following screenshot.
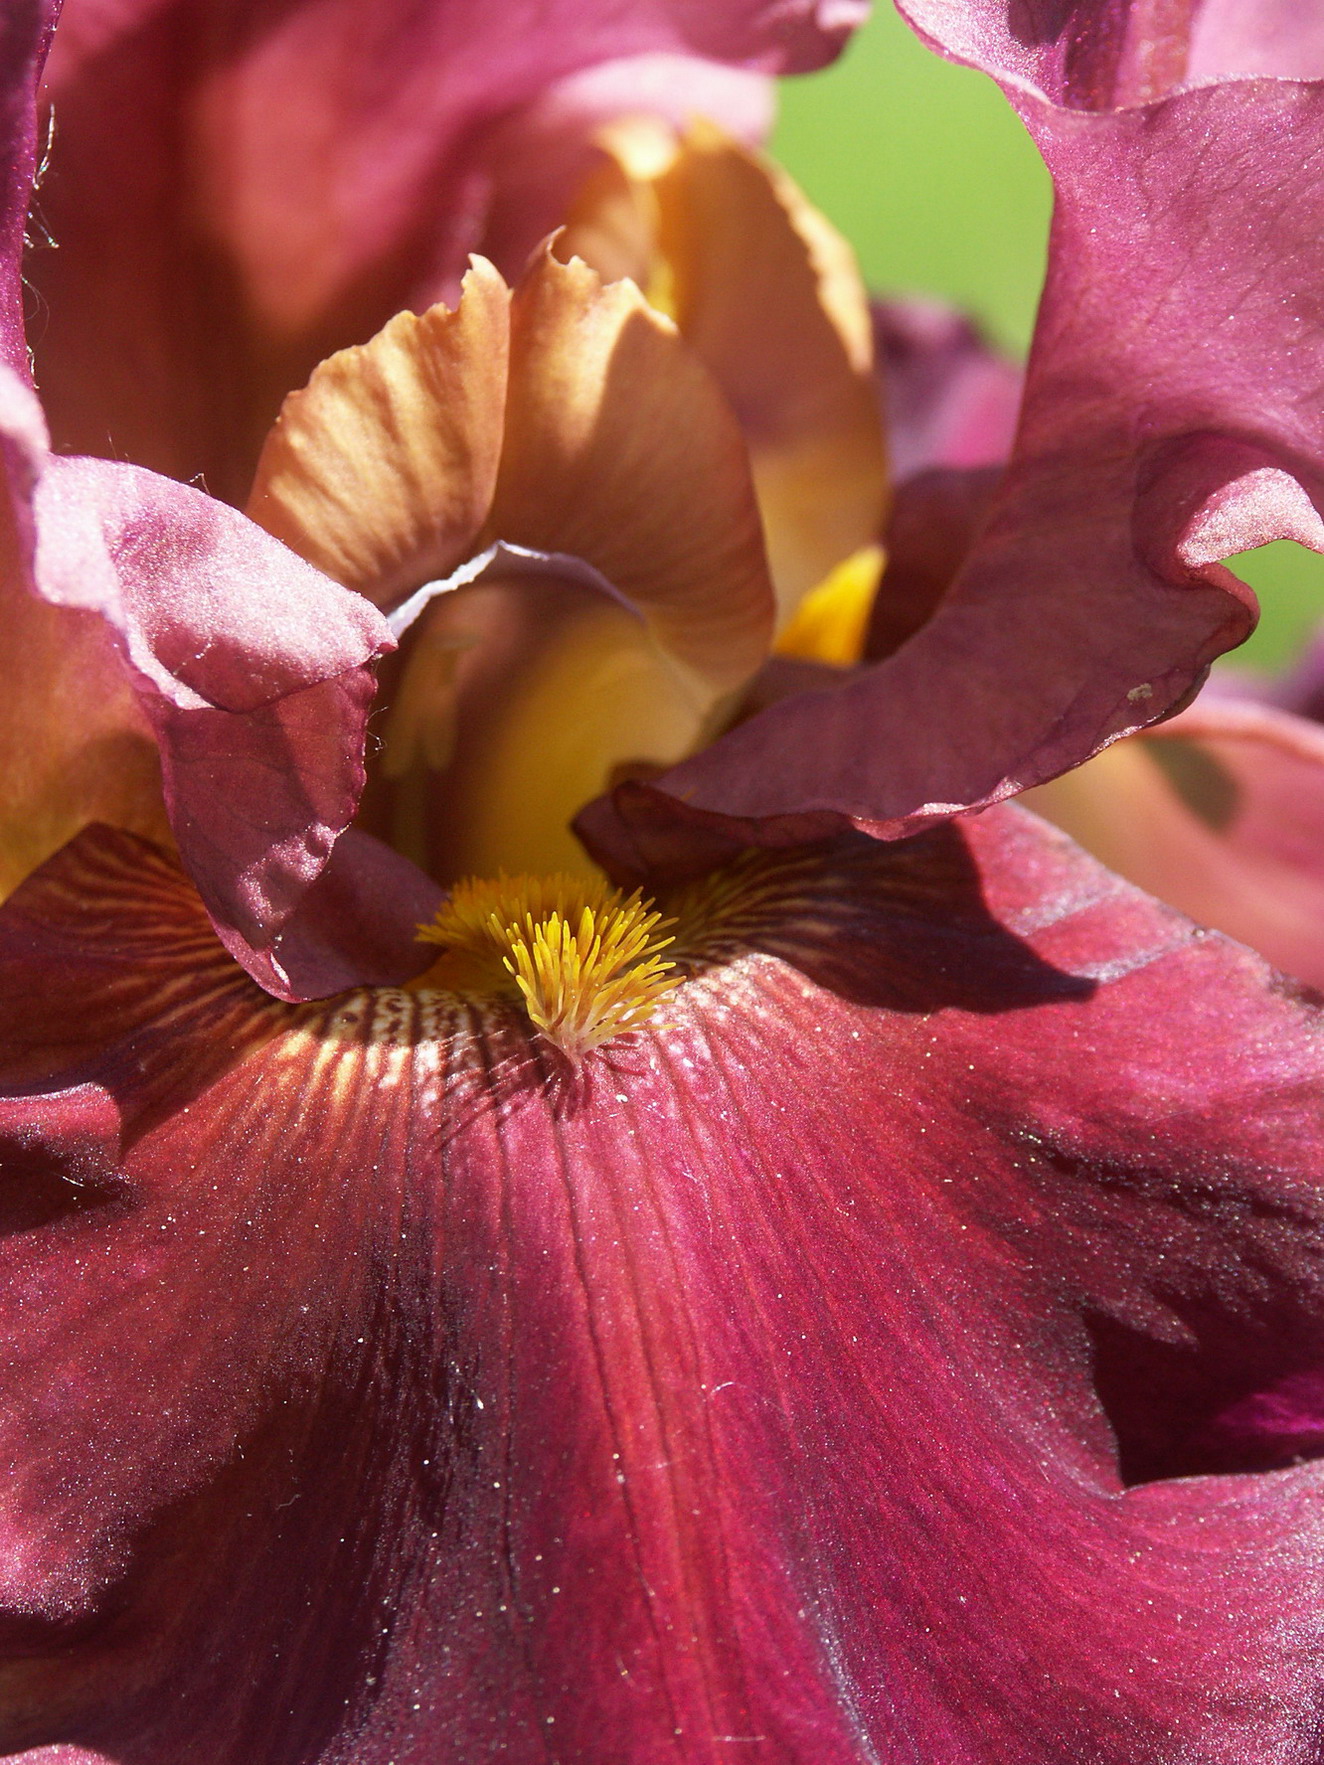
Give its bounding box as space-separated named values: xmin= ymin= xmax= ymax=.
xmin=872 ymin=296 xmax=1021 ymax=482
xmin=28 ymin=451 xmax=395 ymax=995
xmin=34 ymin=0 xmax=859 ymax=500
xmin=3 ymin=813 xmax=1324 ymax=1758
xmin=589 ymin=16 xmax=1324 ymax=873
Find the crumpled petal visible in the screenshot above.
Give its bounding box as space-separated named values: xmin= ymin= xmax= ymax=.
xmin=899 ymin=0 xmax=1324 ymax=104
xmin=587 ymin=7 xmax=1324 ymax=873
xmin=1025 ymin=695 xmax=1324 ymax=993
xmin=4 ymin=807 xmax=1324 ymax=1760
xmin=35 ymin=0 xmax=862 ymax=499
xmin=0 ymin=368 xmax=172 ymax=900
xmin=15 ymin=429 xmax=394 ymax=997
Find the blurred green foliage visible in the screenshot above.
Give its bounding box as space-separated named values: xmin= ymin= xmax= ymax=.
xmin=772 ymin=2 xmax=1049 ymax=353
xmin=772 ymin=3 xmax=1322 ymax=670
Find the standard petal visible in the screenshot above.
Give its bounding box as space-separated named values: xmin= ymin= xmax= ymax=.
xmin=246 ymin=257 xmax=511 ymax=608
xmin=35 ymin=0 xmax=862 ymax=498
xmin=4 ymin=810 xmax=1324 ymax=1759
xmin=899 ymin=0 xmax=1324 ymax=105
xmin=1025 ymin=696 xmax=1324 ymax=992
xmin=29 ymin=453 xmax=395 ymax=994
xmin=586 ymin=49 xmax=1324 ymax=871
xmin=491 ymin=249 xmax=775 ymax=698
xmin=562 ymin=123 xmax=888 ymax=619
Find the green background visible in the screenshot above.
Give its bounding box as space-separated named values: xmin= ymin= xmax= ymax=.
xmin=772 ymin=4 xmax=1320 ymax=672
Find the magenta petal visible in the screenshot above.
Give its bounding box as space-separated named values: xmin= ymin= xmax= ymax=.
xmin=258 ymin=827 xmax=444 ymax=996
xmin=4 ymin=816 xmax=1324 ymax=1759
xmin=30 ymin=455 xmax=394 ymax=993
xmin=899 ymin=0 xmax=1324 ymax=103
xmin=866 ymin=463 xmax=1003 ymax=660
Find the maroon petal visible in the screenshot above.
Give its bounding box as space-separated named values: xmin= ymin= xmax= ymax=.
xmin=29 ymin=452 xmax=394 ymax=995
xmin=865 ymin=463 xmax=1003 ymax=661
xmin=898 ymin=0 xmax=1324 ymax=104
xmin=0 ymin=0 xmax=57 ymax=375
xmin=589 ymin=18 xmax=1324 ymax=873
xmin=4 ymin=813 xmax=1324 ymax=1759
xmin=34 ymin=0 xmax=862 ymax=500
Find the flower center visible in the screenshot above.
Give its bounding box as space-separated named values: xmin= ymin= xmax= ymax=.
xmin=415 ymin=872 xmax=677 ymax=1058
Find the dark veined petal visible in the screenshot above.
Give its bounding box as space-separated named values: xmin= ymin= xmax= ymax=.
xmin=586 ymin=6 xmax=1324 ymax=872
xmin=3 ymin=810 xmax=1324 ymax=1760
xmin=33 ymin=0 xmax=864 ymax=501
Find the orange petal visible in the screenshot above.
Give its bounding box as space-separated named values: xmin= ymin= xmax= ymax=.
xmin=245 ymin=258 xmax=511 ymax=608
xmin=650 ymin=125 xmax=888 ymax=618
xmin=556 ymin=117 xmax=679 ymax=299
xmin=489 ymin=249 xmax=774 ymax=699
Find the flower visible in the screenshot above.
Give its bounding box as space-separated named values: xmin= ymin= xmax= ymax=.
xmin=1023 ymin=687 xmax=1324 ymax=993
xmin=5 ymin=3 xmax=1324 ymax=1763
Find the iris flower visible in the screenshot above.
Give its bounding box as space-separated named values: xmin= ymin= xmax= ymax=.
xmin=5 ymin=2 xmax=1324 ymax=1762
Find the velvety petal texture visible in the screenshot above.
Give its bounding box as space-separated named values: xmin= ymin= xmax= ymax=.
xmin=34 ymin=0 xmax=863 ymax=499
xmin=3 ymin=809 xmax=1324 ymax=1760
xmin=588 ymin=0 xmax=1324 ymax=870
xmin=247 ymin=258 xmax=512 ymax=609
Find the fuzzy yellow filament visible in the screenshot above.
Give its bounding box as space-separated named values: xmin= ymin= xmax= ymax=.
xmin=418 ymin=873 xmax=678 ymax=1058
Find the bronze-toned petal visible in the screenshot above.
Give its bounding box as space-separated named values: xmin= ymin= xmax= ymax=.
xmin=490 ymin=248 xmax=774 ymax=699
xmin=651 ymin=124 xmax=887 ymax=617
xmin=246 ymin=258 xmax=510 ymax=610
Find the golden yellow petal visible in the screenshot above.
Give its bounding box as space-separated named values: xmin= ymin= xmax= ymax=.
xmin=773 ymin=542 xmax=884 ymax=668
xmin=488 ymin=249 xmax=774 ymax=701
xmin=442 ymin=590 xmax=714 ymax=880
xmin=651 ymin=124 xmax=888 ymax=620
xmin=245 ymin=258 xmax=511 ymax=607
